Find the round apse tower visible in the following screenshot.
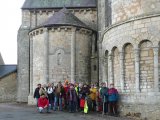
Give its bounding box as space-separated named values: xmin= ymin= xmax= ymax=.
xmin=28 ymin=8 xmax=95 ymax=103
xmin=101 ymin=0 xmax=160 ymax=119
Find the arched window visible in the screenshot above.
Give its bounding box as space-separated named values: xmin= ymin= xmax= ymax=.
xmin=57 ymin=53 xmax=61 ymax=65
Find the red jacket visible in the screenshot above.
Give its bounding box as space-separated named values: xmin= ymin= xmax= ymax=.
xmin=38 ymin=97 xmax=49 ymax=108
xmin=64 ymin=86 xmax=69 ymax=99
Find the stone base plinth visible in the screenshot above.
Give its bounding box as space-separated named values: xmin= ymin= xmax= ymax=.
xmin=119 ymin=92 xmax=160 ymax=120
xmin=28 ymin=95 xmax=36 ymax=105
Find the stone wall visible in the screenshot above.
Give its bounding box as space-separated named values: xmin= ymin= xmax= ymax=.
xmin=0 ymin=73 xmax=17 ymax=102
xmin=120 ymin=93 xmax=160 ymax=120
xmin=140 ymin=40 xmax=154 ymax=92
xmin=19 ymin=7 xmax=98 ymax=103
xmin=100 ymin=10 xmax=160 ymax=120
xmin=102 ymin=16 xmax=160 ymax=52
xmin=17 ymin=9 xmax=31 ymax=102
xmin=74 ymin=9 xmax=97 ymax=30
xmin=111 ymin=0 xmax=160 ymax=25
xmin=97 ymin=0 xmax=106 ymax=32
xmin=28 ymin=8 xmax=97 ymax=30
xmin=29 ymin=26 xmax=93 ymax=92
xmin=22 ymin=10 xmax=31 ymax=27
xmin=124 ymin=44 xmax=135 ymax=92
xmin=31 ymin=29 xmax=48 ymax=92
xmin=17 ymin=28 xmax=30 ymax=102
xmin=91 ymin=57 xmax=98 ymax=84
xmin=101 ymin=16 xmax=160 ymax=92
xmin=48 ymin=27 xmax=72 ymax=84
xmin=159 ymin=48 xmax=160 ymax=90
xmin=113 ymin=47 xmax=121 ymax=91
xmin=75 ymin=29 xmax=92 ymax=84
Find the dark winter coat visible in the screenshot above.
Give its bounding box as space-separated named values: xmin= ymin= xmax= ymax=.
xmin=80 ymin=87 xmax=90 ymax=99
xmin=34 ymin=87 xmax=40 ymax=99
xmin=100 ymin=87 xmax=108 ymax=102
xmin=67 ymin=88 xmax=77 ymax=102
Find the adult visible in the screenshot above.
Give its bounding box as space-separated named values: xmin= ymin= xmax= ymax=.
xmin=63 ymin=80 xmax=70 ymax=110
xmin=74 ymin=83 xmax=80 ymax=111
xmin=54 ymin=81 xmax=64 ymax=111
xmin=39 ymin=84 xmax=48 ymax=98
xmin=47 ymin=83 xmax=54 ymax=109
xmin=108 ymin=83 xmax=119 ymax=116
xmin=38 ymin=94 xmax=50 ymax=113
xmin=100 ymin=82 xmax=109 ymax=115
xmin=79 ymin=84 xmax=90 ymax=111
xmin=67 ymin=84 xmax=77 ymax=113
xmin=33 ymin=84 xmax=41 ymax=107
xmin=89 ymin=84 xmax=97 ymax=111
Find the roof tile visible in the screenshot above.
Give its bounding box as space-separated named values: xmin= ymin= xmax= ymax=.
xmin=22 ymin=0 xmax=96 ymax=9
xmin=41 ymin=7 xmax=91 ymax=29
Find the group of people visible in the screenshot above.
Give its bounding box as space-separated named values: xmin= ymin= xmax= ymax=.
xmin=33 ymin=80 xmax=119 ymax=116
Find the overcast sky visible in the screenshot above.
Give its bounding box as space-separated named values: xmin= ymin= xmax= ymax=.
xmin=0 ymin=0 xmax=25 ymax=64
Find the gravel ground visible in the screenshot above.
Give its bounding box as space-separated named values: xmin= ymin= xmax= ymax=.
xmin=0 ymin=103 xmax=133 ymax=120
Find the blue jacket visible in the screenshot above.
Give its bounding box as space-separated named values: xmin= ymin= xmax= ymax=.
xmin=108 ymin=88 xmax=118 ymax=102
xmin=100 ymin=87 xmax=108 ymax=102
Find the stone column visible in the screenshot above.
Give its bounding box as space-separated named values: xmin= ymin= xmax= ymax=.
xmin=29 ymin=35 xmax=33 ymax=95
xmin=28 ymin=34 xmax=35 ymax=105
xmin=153 ymin=47 xmax=159 ymax=92
xmin=98 ymin=42 xmax=103 ymax=82
xmin=108 ymin=53 xmax=113 ymax=84
xmin=98 ymin=0 xmax=106 ymax=31
xmin=92 ymin=34 xmax=96 ymax=56
xmin=134 ymin=48 xmax=140 ymax=92
xmin=43 ymin=28 xmax=49 ymax=84
xmin=31 ymin=11 xmax=37 ymax=28
xmin=71 ymin=27 xmax=76 ymax=83
xmin=119 ymin=52 xmax=125 ymax=92
xmin=102 ymin=57 xmax=107 ymax=82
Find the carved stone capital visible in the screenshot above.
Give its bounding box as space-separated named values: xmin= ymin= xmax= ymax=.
xmin=153 ymin=47 xmax=159 ymax=57
xmin=134 ymin=48 xmax=140 ymax=61
xmin=119 ymin=52 xmax=124 ymax=60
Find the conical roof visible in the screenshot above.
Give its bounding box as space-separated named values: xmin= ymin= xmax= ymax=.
xmin=22 ymin=0 xmax=96 ymax=9
xmin=41 ymin=8 xmax=91 ymax=30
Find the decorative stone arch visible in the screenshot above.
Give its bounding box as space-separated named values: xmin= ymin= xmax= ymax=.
xmin=139 ymin=40 xmax=154 ymax=92
xmin=111 ymin=46 xmax=121 ymax=91
xmin=106 ymin=36 xmax=136 ymax=52
xmin=122 ymin=42 xmax=134 ymax=51
xmin=55 ymin=49 xmax=65 ymax=66
xmin=123 ymin=43 xmax=135 ymax=92
xmin=111 ymin=46 xmax=119 ymax=53
xmin=138 ymin=39 xmax=153 ymax=48
xmin=53 ymin=47 xmax=69 ymax=55
xmin=136 ymin=32 xmax=159 ymax=47
xmin=106 ymin=42 xmax=122 ymax=52
xmin=105 ymin=44 xmax=113 ymax=52
xmin=105 ymin=50 xmax=109 ymax=58
xmin=103 ymin=49 xmax=109 ymax=56
xmin=119 ymin=36 xmax=137 ymax=50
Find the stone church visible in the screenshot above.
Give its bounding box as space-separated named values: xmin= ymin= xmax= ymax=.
xmin=0 ymin=53 xmax=4 ymax=65
xmin=17 ymin=0 xmax=160 ymax=119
